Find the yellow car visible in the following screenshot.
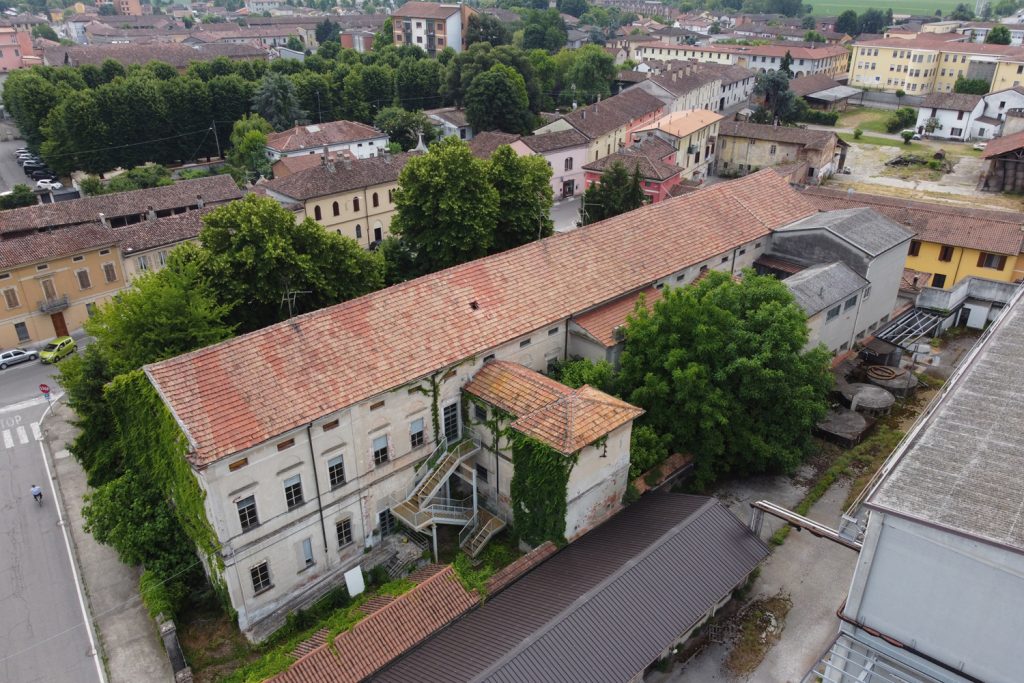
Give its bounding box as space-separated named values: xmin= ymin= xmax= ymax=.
xmin=39 ymin=336 xmax=76 ymax=364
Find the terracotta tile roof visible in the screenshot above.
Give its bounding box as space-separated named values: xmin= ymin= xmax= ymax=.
xmin=269 ymin=567 xmax=479 ymax=683
xmin=561 ymin=88 xmax=666 ymax=140
xmin=392 ymin=1 xmax=462 ymax=19
xmin=901 ymin=267 xmax=932 ymax=292
xmin=465 ymin=361 xmax=643 ymax=454
xmin=634 ymin=109 xmax=722 ymax=139
xmin=519 ymin=129 xmax=589 ymax=154
xmin=423 ymin=107 xmax=469 ymax=128
xmin=857 ymin=35 xmax=1024 ymax=55
xmin=271 ymin=151 xmax=354 ymax=179
xmin=582 ymin=145 xmax=681 ymax=181
xmin=573 ymin=287 xmax=662 ymax=348
xmin=798 ymin=186 xmax=1024 ymax=255
xmin=116 ymin=209 xmax=209 ymax=254
xmin=754 ymin=254 xmax=805 ymax=274
xmin=145 ymin=170 xmax=818 ymax=466
xmin=485 ymin=542 xmax=557 ymax=594
xmin=719 ymin=120 xmax=841 ymax=151
xmin=982 ymin=129 xmax=1024 ymax=159
xmin=263 ymin=153 xmax=414 ymax=201
xmin=921 ymin=92 xmax=982 ymax=112
xmin=467 ymin=131 xmax=521 ymax=158
xmin=616 ymin=70 xmax=648 ymax=83
xmin=0 ymin=175 xmax=242 ymax=235
xmin=0 ymin=224 xmax=118 ymax=270
xmin=265 ymin=121 xmax=385 ymax=154
xmin=788 ymin=73 xmax=842 ymax=97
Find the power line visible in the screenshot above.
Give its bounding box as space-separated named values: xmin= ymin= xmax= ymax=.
xmin=38 ymin=127 xmax=215 ymax=160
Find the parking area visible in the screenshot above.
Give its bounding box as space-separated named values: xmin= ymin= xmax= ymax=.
xmin=0 ymin=122 xmax=30 ymax=194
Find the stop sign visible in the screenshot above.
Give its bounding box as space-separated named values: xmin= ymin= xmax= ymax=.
xmin=39 ymin=383 xmax=50 ymax=394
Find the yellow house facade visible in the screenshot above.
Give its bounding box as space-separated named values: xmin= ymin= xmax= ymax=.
xmin=1 ymin=226 xmax=126 ymax=349
xmin=905 ymin=239 xmax=1024 ymax=289
xmin=990 ymin=58 xmax=1024 ymax=91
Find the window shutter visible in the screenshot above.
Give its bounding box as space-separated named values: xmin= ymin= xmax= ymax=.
xmin=998 ymin=255 xmax=1007 ymax=271
xmin=977 ymin=253 xmax=986 ymax=268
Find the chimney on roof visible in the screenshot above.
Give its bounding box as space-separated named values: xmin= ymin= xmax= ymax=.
xmin=321 ymin=145 xmax=329 ymax=166
xmin=196 ymin=194 xmax=204 ymax=208
xmin=383 ymin=148 xmax=392 ymax=163
xmin=98 ymin=212 xmax=107 ymax=228
xmin=146 ymin=205 xmax=156 ymax=221
xmin=342 ymin=156 xmax=352 ymax=170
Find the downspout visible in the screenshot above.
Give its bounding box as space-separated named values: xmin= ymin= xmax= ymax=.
xmin=305 ymin=423 xmax=330 ymax=555
xmin=952 ymin=246 xmax=966 ymax=286
xmin=849 ymin=284 xmax=867 ymax=352
xmin=729 ymin=246 xmax=739 ymax=275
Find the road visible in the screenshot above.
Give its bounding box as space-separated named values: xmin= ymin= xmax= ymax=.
xmin=552 ymin=195 xmax=581 ymax=233
xmin=0 ymin=130 xmax=31 ymax=194
xmin=0 ymin=355 xmax=104 ymax=683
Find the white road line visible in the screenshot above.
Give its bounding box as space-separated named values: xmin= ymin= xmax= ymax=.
xmin=2 ymin=429 xmax=11 ymax=449
xmin=16 ymin=425 xmax=27 ymax=444
xmin=31 ymin=422 xmax=41 ymax=441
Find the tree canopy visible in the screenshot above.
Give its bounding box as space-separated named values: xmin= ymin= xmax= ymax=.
xmin=487 ymin=145 xmax=554 ymax=252
xmin=581 ymin=160 xmax=645 ymax=225
xmin=226 ymin=113 xmax=273 ymax=182
xmin=465 ymin=63 xmax=534 ymax=134
xmin=252 ymin=72 xmax=304 ymax=130
xmin=0 ymin=184 xmax=37 ymax=209
xmin=986 ymin=24 xmax=1012 ymax=44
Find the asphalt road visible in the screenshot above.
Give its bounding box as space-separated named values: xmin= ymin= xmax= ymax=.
xmin=0 ymin=356 xmax=104 ymax=683
xmin=0 ymin=132 xmax=32 ymax=194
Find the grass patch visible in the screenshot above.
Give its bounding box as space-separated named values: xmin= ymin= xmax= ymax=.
xmin=837 ymin=107 xmax=892 ymax=135
xmin=811 ymin=0 xmax=960 ymax=14
xmin=839 ymin=132 xmax=931 ymax=155
xmin=724 ymin=593 xmax=793 ymax=676
xmin=881 ymin=164 xmax=945 ymax=182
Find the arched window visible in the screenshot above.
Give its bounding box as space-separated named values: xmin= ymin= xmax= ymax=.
xmin=372 ymin=192 xmax=379 ymax=208
xmin=332 ymin=201 xmax=339 ymax=216
xmin=314 ymin=205 xmax=322 ymax=221
xmin=353 ymin=197 xmax=360 ymax=212
xmin=355 ymin=224 xmax=362 ymax=239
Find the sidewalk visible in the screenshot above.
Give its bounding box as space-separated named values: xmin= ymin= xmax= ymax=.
xmin=45 ymin=399 xmax=174 ymax=683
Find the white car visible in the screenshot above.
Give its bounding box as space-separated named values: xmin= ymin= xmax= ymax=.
xmin=973 ymin=142 xmax=987 ymax=151
xmin=35 ymin=179 xmax=62 ymax=191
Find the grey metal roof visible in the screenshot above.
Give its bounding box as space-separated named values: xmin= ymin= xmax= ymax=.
xmin=776 ymin=208 xmax=914 ymax=257
xmin=783 ymin=262 xmax=868 ymax=316
xmin=867 ymin=286 xmax=1024 ymax=553
xmin=806 ymin=85 xmax=861 ymax=102
xmin=372 ymin=494 xmax=769 ymax=683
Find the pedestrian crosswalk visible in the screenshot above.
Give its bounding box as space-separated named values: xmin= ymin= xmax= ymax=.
xmin=0 ymin=422 xmax=41 ymax=450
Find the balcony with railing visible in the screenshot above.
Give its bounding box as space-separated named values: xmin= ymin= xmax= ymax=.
xmin=38 ymin=294 xmax=69 ymax=313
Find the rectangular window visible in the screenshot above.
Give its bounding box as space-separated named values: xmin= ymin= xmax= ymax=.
xmin=137 ymin=255 xmax=150 ymax=272
xmin=277 ymin=438 xmax=295 ymax=452
xmin=844 ymin=296 xmax=857 ymax=310
xmin=284 ymin=474 xmax=304 ymax=509
xmin=301 ymin=538 xmax=314 ymax=568
xmin=3 ymin=287 xmax=19 ymax=309
xmin=372 ymin=434 xmax=389 ymax=465
xmin=475 ymin=463 xmax=489 ymax=483
xmin=978 ymin=253 xmax=1007 ymax=270
xmin=474 ymin=403 xmax=487 ymax=422
xmin=826 ymin=305 xmax=841 ymax=322
xmin=15 ymin=322 xmax=29 ymax=342
xmin=443 ymin=403 xmax=459 ymax=442
xmin=519 ymin=338 xmax=531 ymax=347
xmin=250 ymin=561 xmax=272 ymax=594
xmin=103 ymin=262 xmax=117 ymax=283
xmin=769 ymin=144 xmax=776 ymax=155
xmin=379 ymin=509 xmax=396 ymax=536
xmin=410 ymin=418 xmax=425 ymax=448
xmin=370 ymin=400 xmax=385 ymax=411
xmin=229 ymin=457 xmax=249 ymax=471
xmin=336 ymin=518 xmax=353 ymax=547
xmin=76 ymin=269 xmax=91 ymax=290
xmin=908 ymin=240 xmax=921 ymax=257
xmin=237 ymin=495 xmax=259 ymax=530
xmin=322 ymin=419 xmax=339 ymax=431
xmin=328 ymin=455 xmax=346 ymax=488
xmin=939 ymin=245 xmax=954 ymax=262
xmin=548 ymin=327 xmax=559 ymax=336
xmin=158 ymin=250 xmax=168 ymax=267
xmin=72 ymin=255 xmax=84 ymax=262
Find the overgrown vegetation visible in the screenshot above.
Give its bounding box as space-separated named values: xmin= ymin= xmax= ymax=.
xmin=884 ymin=106 xmax=918 ymax=134
xmin=724 ymin=593 xmax=793 ymax=676
xmin=510 ymin=433 xmax=578 ymax=545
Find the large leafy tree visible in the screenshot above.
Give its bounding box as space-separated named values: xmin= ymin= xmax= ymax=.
xmin=200 ymin=195 xmax=384 ymax=331
xmin=466 ymin=13 xmax=513 ymax=47
xmin=487 ymin=145 xmax=553 ymax=252
xmin=391 ymin=137 xmax=499 ymax=274
xmin=252 ymin=72 xmax=304 ymax=130
xmin=580 ymin=161 xmax=645 ymax=225
xmin=465 ymin=63 xmax=534 ymax=133
xmin=752 ymin=69 xmax=798 ymax=124
xmin=835 ymin=9 xmax=858 ymax=34
xmin=521 ymin=9 xmax=567 ymax=52
xmin=227 ymin=113 xmax=273 ymax=182
xmin=373 ymin=106 xmax=436 ymax=150
xmin=563 ymin=44 xmax=616 ymax=103
xmin=0 ymin=184 xmax=37 ymax=209
xmin=396 ymin=57 xmax=443 ymax=109
xmin=618 ymin=272 xmax=832 ymax=488
xmin=986 ymin=24 xmax=1012 ymax=44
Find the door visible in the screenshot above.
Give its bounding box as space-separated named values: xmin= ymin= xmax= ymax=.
xmin=562 ymin=179 xmax=575 ymax=197
xmin=443 ymin=402 xmax=459 ymax=443
xmin=51 ymin=312 xmax=68 ymax=337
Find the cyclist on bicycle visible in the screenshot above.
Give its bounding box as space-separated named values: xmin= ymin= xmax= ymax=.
xmin=31 ymin=484 xmax=42 ymax=503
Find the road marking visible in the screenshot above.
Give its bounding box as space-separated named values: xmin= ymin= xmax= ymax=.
xmin=0 ymin=392 xmax=64 ymax=414
xmin=2 ymin=429 xmax=11 ymax=449
xmin=16 ymin=425 xmax=27 ymax=444
xmin=31 ymin=422 xmax=41 ymax=441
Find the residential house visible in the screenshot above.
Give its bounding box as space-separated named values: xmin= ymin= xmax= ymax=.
xmin=338 ymin=29 xmax=373 ymax=53
xmin=800 ymin=185 xmax=1024 ymax=288
xmin=626 ymin=68 xmax=722 ymax=113
xmin=779 ymin=262 xmax=869 ymax=353
xmin=100 ymin=0 xmax=142 ymax=16
xmin=391 ymin=1 xmax=477 ymax=56
xmin=262 ymin=152 xmax=412 ymax=248
xmin=511 ymin=129 xmax=589 ymax=199
xmin=566 ymin=28 xmax=588 ymax=49
xmin=0 ymin=174 xmax=242 ymax=236
xmin=914 ymin=92 xmax=985 ymax=141
xmin=140 ymin=171 xmax=914 ymax=640
xmin=716 ymin=120 xmax=848 ymax=182
xmin=581 ymin=136 xmax=682 ymax=203
xmin=788 ymin=73 xmax=860 ymax=111
xmin=978 ymin=86 xmax=1024 ymax=135
xmin=533 ymin=88 xmax=666 ymax=163
xmin=957 ymin=20 xmax=1024 ymax=46
xmin=631 ymin=108 xmax=722 ymax=180
xmin=807 ymin=288 xmax=1024 ymax=683
xmin=264 ymin=121 xmax=389 ymax=162
xmin=118 ymin=209 xmax=208 ymax=280
xmin=632 ymin=42 xmax=849 ymax=78
xmin=0 ymin=25 xmax=34 ymax=71
xmin=424 ymin=107 xmax=473 ymax=141
xmin=981 ymin=129 xmax=1024 ymax=193
xmin=0 ymin=225 xmax=125 ymax=349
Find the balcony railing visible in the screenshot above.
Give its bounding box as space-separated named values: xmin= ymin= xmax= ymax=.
xmin=38 ymin=294 xmax=69 ymax=313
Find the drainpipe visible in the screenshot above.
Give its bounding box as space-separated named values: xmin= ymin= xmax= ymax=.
xmin=848 ymin=284 xmax=867 ymax=352
xmin=952 ymin=247 xmax=966 ymax=286
xmin=305 ymin=423 xmax=330 ymax=555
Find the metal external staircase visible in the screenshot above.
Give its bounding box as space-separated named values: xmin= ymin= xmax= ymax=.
xmin=459 ymin=508 xmax=507 ymax=558
xmin=391 ymin=439 xmax=481 ymax=531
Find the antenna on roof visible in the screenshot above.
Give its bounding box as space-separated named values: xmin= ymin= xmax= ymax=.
xmin=280 ymin=287 xmax=311 ymax=318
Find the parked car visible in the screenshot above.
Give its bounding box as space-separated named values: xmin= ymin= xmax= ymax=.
xmin=39 ymin=336 xmax=76 ymax=364
xmin=0 ymin=348 xmax=38 ymax=370
xmin=973 ymin=142 xmax=987 ymax=151
xmin=35 ymin=179 xmax=62 ymax=191
xmin=22 ymin=162 xmax=46 ymax=174
xmin=14 ymin=147 xmax=29 ymax=155
xmin=30 ymin=169 xmax=57 ymax=180
xmin=17 ymin=156 xmax=40 ymax=166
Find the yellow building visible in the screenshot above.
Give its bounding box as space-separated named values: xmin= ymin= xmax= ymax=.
xmin=850 ymin=34 xmax=1024 ymax=94
xmin=262 ymin=152 xmax=413 ymax=248
xmin=799 ymin=186 xmax=1024 ymax=289
xmin=990 ymin=58 xmax=1024 ymax=91
xmin=631 ymin=109 xmax=723 ymax=181
xmin=0 ymin=225 xmax=125 ymax=349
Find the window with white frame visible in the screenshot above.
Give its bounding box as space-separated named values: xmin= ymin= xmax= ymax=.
xmin=284 ymin=474 xmax=304 ymax=509
xmin=237 ymin=495 xmax=259 ymax=530
xmin=410 ymin=418 xmax=425 ymax=448
xmin=372 ymin=434 xmax=389 ymax=465
xmin=250 ymin=561 xmax=272 ymax=594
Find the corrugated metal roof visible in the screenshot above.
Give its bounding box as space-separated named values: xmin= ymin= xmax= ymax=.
xmin=372 ymin=494 xmax=769 ymax=683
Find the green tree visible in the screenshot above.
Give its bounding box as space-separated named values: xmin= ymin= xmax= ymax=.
xmin=581 ymin=161 xmax=644 ymax=225
xmin=558 ymin=0 xmax=589 ymax=17
xmin=955 ymin=75 xmax=990 ymax=94
xmin=32 ymin=24 xmax=58 ymax=40
xmin=210 ymin=74 xmax=256 ymax=155
xmin=396 ymin=57 xmax=443 ymax=109
xmin=564 ymin=44 xmax=616 ymax=102
xmin=521 ymin=9 xmax=567 ymax=52
xmin=857 ymin=8 xmax=887 ymax=33
xmin=618 ymin=271 xmax=832 ymax=488
xmin=391 ymin=137 xmax=499 ymax=275
xmin=801 ymin=15 xmax=816 ymax=29
xmin=227 ymin=113 xmax=273 ymax=181
xmin=374 ymin=16 xmax=393 ymax=48
xmin=551 ymin=357 xmax=615 ymax=393
xmin=804 ymin=30 xmax=826 ymax=42
xmin=779 ymin=50 xmax=794 ymax=76
xmin=949 ymin=2 xmax=975 ymax=19
xmin=466 ymin=13 xmax=513 ymax=47
xmin=835 ymin=9 xmax=858 ymax=34
xmin=465 ymin=63 xmax=533 ymax=133
xmin=0 ymin=184 xmax=37 ymax=209
xmin=753 ymin=69 xmax=798 ymax=124
xmin=286 ymin=35 xmax=304 ymax=52
xmin=200 ymin=195 xmax=384 ymax=331
xmin=316 ymin=18 xmax=340 ymax=43
xmin=986 ymin=25 xmax=1012 ymax=43
xmin=487 ymin=144 xmax=553 ymax=253
xmin=3 ymin=70 xmax=67 ymax=149
xmin=373 ymin=106 xmax=436 ymax=150
xmin=252 ymin=72 xmax=304 ymax=130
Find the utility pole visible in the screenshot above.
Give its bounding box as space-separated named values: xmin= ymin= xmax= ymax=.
xmin=315 ymin=91 xmax=322 ymax=123
xmin=211 ymin=121 xmax=222 ymax=160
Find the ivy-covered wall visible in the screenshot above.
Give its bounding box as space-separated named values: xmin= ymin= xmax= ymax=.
xmin=509 ymin=433 xmax=578 ymax=546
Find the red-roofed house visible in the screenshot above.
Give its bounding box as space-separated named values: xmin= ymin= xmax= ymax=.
xmin=264 ymin=120 xmax=390 ymax=161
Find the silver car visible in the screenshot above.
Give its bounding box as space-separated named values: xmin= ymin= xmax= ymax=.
xmin=0 ymin=348 xmax=38 ymax=370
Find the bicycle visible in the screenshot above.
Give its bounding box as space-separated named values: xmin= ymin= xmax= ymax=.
xmin=31 ymin=485 xmax=43 ymax=506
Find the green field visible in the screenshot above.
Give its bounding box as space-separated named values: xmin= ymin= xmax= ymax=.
xmin=810 ymin=0 xmax=962 ymax=16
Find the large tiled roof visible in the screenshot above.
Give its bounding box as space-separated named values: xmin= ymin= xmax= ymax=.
xmin=0 ymin=224 xmax=118 ymax=270
xmin=519 ymin=129 xmax=589 ymax=154
xmin=145 ymin=170 xmax=818 ymax=466
xmin=635 ymin=108 xmax=722 ymax=139
xmin=561 ymin=88 xmax=665 ymax=140
xmin=981 ymin=128 xmax=1024 ymax=159
xmin=467 ymin=131 xmax=521 ymax=159
xmin=372 ymin=493 xmax=770 ymax=683
xmin=573 ymin=286 xmax=662 ymax=348
xmin=582 ymin=144 xmax=681 ymax=181
xmin=392 ymin=1 xmax=461 ymax=19
xmin=263 ymin=153 xmax=413 ymax=201
xmin=718 ymin=120 xmax=842 ymax=151
xmin=798 ymin=186 xmax=1024 ymax=255
xmin=116 ymin=209 xmax=209 ymax=254
xmin=265 ymin=121 xmax=385 ymax=153
xmin=464 ymin=361 xmax=643 ymax=454
xmin=921 ymin=91 xmax=982 ymax=112
xmin=0 ymin=175 xmax=242 ymax=235
xmin=788 ymin=72 xmax=842 ymax=97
